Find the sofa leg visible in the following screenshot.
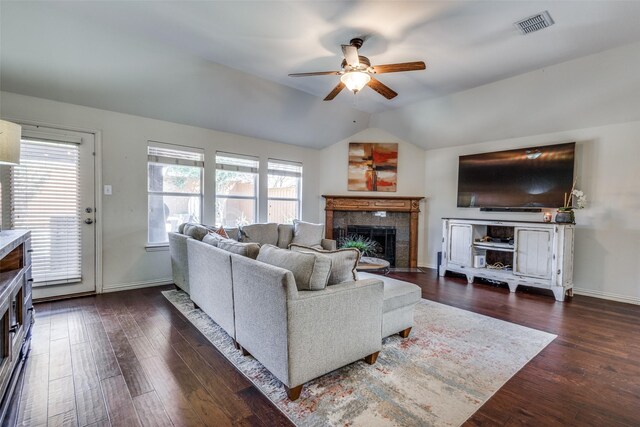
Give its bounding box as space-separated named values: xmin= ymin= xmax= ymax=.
xmin=193 ymin=302 xmax=200 ymax=310
xmin=240 ymin=346 xmax=251 ymax=357
xmin=286 ymin=384 xmax=304 ymax=401
xmin=364 ymin=351 xmax=380 ymax=365
xmin=233 ymin=340 xmax=240 ymax=350
xmin=398 ymin=327 xmax=412 ymax=338
xmin=175 ymin=284 xmax=180 ymax=291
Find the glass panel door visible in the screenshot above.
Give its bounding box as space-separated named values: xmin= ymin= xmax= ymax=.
xmin=10 ymin=127 xmax=96 ymax=299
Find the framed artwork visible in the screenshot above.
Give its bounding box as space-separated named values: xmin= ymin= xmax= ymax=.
xmin=348 ymin=142 xmax=398 ymax=192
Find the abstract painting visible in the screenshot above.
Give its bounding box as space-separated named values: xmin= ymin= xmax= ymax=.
xmin=348 ymin=142 xmax=398 ymax=191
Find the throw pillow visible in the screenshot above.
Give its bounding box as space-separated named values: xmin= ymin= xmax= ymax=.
xmin=290 ymin=244 xmax=360 ymax=285
xmin=224 ymin=227 xmax=240 ymax=241
xmin=217 ymin=240 xmax=260 ymax=259
xmin=213 ymin=226 xmax=229 ymax=238
xmin=202 ymin=233 xmax=226 ymax=247
xmin=291 ymin=220 xmax=324 ymax=248
xmin=184 ymin=224 xmax=209 ymax=241
xmin=239 ymin=223 xmax=279 ymax=246
xmin=276 ymin=224 xmax=294 ymax=248
xmin=257 ymin=244 xmax=331 ymax=291
xmin=178 ymin=222 xmax=188 ymax=234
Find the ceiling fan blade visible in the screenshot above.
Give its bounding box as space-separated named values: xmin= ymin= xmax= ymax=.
xmin=288 ymin=71 xmax=341 ymax=77
xmin=341 ymin=45 xmax=360 ymax=67
xmin=367 ymin=77 xmax=398 ymax=100
xmin=324 ymin=82 xmax=345 ymax=101
xmin=372 ymin=61 xmax=426 ymax=74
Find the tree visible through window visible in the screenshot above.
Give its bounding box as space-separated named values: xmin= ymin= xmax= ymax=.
xmin=268 ymin=160 xmax=302 ymax=224
xmin=147 ymin=143 xmax=204 ymax=244
xmin=215 ymin=153 xmax=258 ymax=227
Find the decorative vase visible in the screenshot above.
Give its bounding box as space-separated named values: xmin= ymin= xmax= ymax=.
xmin=555 ymin=209 xmax=575 ymax=224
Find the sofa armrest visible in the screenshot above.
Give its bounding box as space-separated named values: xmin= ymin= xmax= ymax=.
xmin=286 ymin=278 xmax=383 ymax=387
xmin=320 ymin=238 xmax=337 ymax=251
xmin=168 ymin=232 xmax=191 ymax=293
xmin=232 ymin=255 xmax=298 ymax=385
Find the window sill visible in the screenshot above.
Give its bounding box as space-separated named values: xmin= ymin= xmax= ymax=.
xmin=145 ymin=243 xmax=169 ymax=252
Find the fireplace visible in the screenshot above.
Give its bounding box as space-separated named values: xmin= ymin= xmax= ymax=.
xmin=322 ymin=195 xmax=424 ymax=268
xmin=334 ymin=225 xmax=397 ymax=266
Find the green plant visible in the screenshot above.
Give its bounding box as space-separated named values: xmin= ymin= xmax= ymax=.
xmin=338 ymin=234 xmax=381 ymax=257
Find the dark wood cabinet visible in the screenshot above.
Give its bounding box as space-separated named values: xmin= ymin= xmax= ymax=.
xmin=0 ymin=231 xmax=33 ymax=423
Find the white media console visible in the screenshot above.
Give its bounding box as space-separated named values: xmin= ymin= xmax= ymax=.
xmin=440 ymin=218 xmax=574 ymax=301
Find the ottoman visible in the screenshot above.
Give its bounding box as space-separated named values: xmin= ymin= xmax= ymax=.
xmin=359 ymin=272 xmax=422 ymax=338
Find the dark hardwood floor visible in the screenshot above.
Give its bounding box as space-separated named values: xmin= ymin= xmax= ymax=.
xmin=14 ymin=270 xmax=640 ymax=426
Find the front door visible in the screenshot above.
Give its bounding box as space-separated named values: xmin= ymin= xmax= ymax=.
xmin=10 ymin=125 xmax=96 ymax=299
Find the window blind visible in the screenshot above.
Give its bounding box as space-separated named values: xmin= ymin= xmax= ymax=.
xmin=216 ymin=153 xmax=259 ymax=173
xmin=148 ymin=143 xmax=204 ymax=167
xmin=11 ymin=139 xmax=82 ymax=285
xmin=268 ymin=159 xmax=303 ymax=178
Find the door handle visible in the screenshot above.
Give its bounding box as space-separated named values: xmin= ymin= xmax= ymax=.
xmin=84 ymin=218 xmax=94 ymax=225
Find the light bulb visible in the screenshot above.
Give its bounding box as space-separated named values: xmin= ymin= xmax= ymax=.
xmin=340 ymin=71 xmax=371 ymax=93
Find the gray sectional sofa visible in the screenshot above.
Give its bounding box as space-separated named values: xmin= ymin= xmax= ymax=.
xmin=169 ymin=221 xmax=336 ymax=294
xmin=168 ymin=221 xmax=421 ymax=400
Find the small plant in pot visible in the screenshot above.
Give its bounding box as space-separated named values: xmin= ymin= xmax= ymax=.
xmin=338 ymin=234 xmax=381 ymax=257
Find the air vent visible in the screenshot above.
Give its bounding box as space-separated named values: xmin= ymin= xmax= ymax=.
xmin=514 ymin=11 xmax=554 ymax=34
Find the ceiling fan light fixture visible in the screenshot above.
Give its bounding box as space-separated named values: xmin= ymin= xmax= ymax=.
xmin=340 ymin=71 xmax=371 ymax=94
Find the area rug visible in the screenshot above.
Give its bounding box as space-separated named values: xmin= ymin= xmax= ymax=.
xmin=163 ymin=290 xmax=555 ymax=426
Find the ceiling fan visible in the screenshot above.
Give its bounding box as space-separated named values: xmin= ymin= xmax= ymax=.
xmin=288 ymin=37 xmax=426 ymax=101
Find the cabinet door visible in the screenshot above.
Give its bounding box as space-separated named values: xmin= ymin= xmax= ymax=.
xmin=514 ymin=228 xmax=552 ymax=278
xmin=448 ymin=224 xmax=473 ymax=267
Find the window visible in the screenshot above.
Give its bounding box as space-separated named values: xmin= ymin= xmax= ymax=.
xmin=215 ymin=153 xmax=258 ymax=227
xmin=11 ymin=138 xmax=82 ymax=284
xmin=268 ymin=159 xmax=302 ymax=223
xmin=147 ymin=143 xmax=204 ymax=244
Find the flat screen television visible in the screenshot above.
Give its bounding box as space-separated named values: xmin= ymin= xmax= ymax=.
xmin=457 ymin=142 xmax=575 ymax=209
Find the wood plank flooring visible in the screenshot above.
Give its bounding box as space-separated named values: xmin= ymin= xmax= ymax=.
xmin=13 ymin=270 xmax=640 ymax=426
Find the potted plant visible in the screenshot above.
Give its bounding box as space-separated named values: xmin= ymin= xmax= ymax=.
xmin=556 ymin=181 xmax=586 ymax=224
xmin=338 ymin=234 xmax=381 ymax=257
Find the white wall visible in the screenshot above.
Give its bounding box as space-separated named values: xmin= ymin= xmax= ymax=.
xmin=371 ymin=41 xmax=640 ymax=150
xmin=0 ymin=1 xmax=370 ymax=149
xmin=424 ymin=120 xmax=640 ymax=304
xmin=0 ymin=91 xmax=322 ymax=292
xmin=318 ymin=128 xmax=428 ymax=266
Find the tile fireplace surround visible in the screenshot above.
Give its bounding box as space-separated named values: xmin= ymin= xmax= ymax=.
xmin=322 ymin=195 xmax=425 ymax=268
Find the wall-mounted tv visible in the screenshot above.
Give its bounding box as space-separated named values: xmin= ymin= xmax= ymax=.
xmin=457 ymin=142 xmax=575 ymax=209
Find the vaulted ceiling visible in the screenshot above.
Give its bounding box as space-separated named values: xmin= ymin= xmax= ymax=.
xmin=2 ymin=1 xmax=640 ymax=149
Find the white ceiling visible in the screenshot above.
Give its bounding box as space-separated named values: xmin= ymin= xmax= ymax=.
xmin=2 ymin=1 xmax=640 ymax=147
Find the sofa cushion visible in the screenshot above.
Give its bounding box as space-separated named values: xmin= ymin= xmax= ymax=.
xmin=277 ymin=224 xmax=294 ymax=249
xmin=239 ymin=223 xmax=279 ymax=246
xmin=257 ymin=244 xmax=331 ymax=291
xmin=291 ymin=220 xmax=324 ymax=247
xmin=184 ymin=224 xmax=209 ymax=241
xmin=218 ymin=240 xmax=260 ymax=259
xmin=359 ymin=272 xmax=421 ymax=313
xmin=290 ymin=244 xmax=360 ymax=286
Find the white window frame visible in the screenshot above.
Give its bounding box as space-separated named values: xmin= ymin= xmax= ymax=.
xmin=267 ymin=159 xmax=302 ymax=223
xmin=147 ymin=141 xmax=204 ymax=246
xmin=215 ymin=152 xmax=259 ymax=227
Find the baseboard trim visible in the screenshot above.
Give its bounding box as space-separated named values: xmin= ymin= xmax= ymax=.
xmin=572 ymin=288 xmax=640 ymax=306
xmin=102 ymin=278 xmax=173 ymax=293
